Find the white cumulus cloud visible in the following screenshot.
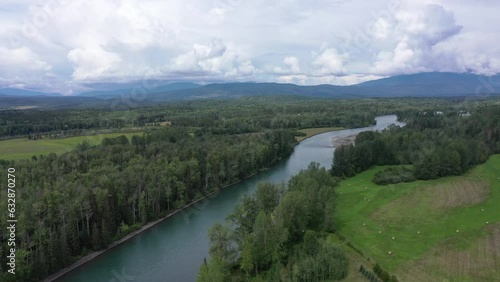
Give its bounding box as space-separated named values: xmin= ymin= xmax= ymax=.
xmin=0 ymin=0 xmax=498 ymax=93
xmin=311 ymin=48 xmax=348 ymax=76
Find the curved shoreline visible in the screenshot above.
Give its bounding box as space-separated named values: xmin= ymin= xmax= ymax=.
xmin=42 ymin=169 xmax=263 ymax=282
xmin=331 ymin=133 xmax=358 ymax=147
xmin=295 ymin=127 xmax=344 ymax=142
xmin=43 ymin=129 xmax=344 ymax=282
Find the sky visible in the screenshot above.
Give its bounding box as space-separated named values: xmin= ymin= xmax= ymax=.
xmin=0 ymin=0 xmax=499 ymax=95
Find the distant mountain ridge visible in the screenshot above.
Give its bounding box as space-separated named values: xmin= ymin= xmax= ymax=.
xmin=0 ymin=88 xmax=62 ymax=97
xmin=146 ymin=82 xmax=349 ymax=101
xmin=78 ymin=82 xmax=202 ymax=98
xmin=147 ymin=72 xmax=500 ymax=101
xmin=352 ymin=72 xmax=500 ymax=97
xmin=1 ymin=73 xmax=499 ymax=101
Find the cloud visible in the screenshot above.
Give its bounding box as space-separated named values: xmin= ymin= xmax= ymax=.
xmin=431 ymin=31 xmax=500 ymax=75
xmin=0 ymin=46 xmax=52 ymax=89
xmin=0 ymin=46 xmax=51 ymax=72
xmin=0 ymin=0 xmax=498 ymax=93
xmin=371 ymin=4 xmax=463 ymax=75
xmin=170 ymin=39 xmax=255 ymax=78
xmin=67 ymin=47 xmax=122 ymax=81
xmin=277 ymin=74 xmax=385 ymax=86
xmin=311 ymin=48 xmax=347 ymax=76
xmin=273 ymin=56 xmax=301 ymax=74
xmin=284 ymin=56 xmax=301 ymax=73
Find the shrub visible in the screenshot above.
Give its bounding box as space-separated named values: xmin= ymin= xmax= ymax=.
xmin=390 ymin=275 xmax=399 ymax=282
xmin=373 ymin=167 xmax=416 ymax=185
xmin=373 ymin=263 xmax=395 ymax=282
xmin=347 ymin=242 xmax=364 ymax=256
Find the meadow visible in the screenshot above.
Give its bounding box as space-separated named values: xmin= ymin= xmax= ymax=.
xmin=0 ymin=132 xmax=142 ymax=160
xmin=334 ymin=155 xmax=500 ymax=281
xmin=0 ymin=126 xmax=338 ymax=160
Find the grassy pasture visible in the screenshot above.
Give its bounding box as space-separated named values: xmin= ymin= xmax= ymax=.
xmin=0 ymin=132 xmax=142 ymax=160
xmin=334 ymin=155 xmax=500 ymax=281
xmin=296 ymin=127 xmax=343 ymax=141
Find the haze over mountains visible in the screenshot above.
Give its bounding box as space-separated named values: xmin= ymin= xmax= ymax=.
xmin=1 ymin=73 xmax=499 ymax=105
xmin=3 ymin=1 xmax=499 ymax=98
xmin=78 ymin=82 xmax=201 ymax=98
xmin=0 ymin=88 xmax=62 ymax=97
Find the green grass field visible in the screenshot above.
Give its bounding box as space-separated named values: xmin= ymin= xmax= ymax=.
xmin=335 ymin=155 xmax=500 ymax=281
xmin=296 ymin=127 xmax=343 ymax=142
xmin=0 ymin=132 xmax=143 ymax=160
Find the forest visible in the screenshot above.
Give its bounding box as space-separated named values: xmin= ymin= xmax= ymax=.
xmin=0 ymin=96 xmax=377 ymax=139
xmin=332 ymin=104 xmax=500 ymax=181
xmin=0 ymin=127 xmax=296 ymax=281
xmin=197 ymin=164 xmax=348 ymax=282
xmin=0 ymin=96 xmax=481 ymax=139
xmin=0 ymin=96 xmax=499 ymax=281
xmin=0 ymin=96 xmax=378 ymax=281
xmin=197 ymin=97 xmax=499 ymax=281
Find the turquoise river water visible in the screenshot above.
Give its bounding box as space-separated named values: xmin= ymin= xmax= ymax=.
xmin=57 ymin=115 xmax=404 ymax=282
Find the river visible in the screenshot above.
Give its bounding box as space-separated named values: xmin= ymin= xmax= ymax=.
xmin=57 ymin=115 xmax=404 ymax=282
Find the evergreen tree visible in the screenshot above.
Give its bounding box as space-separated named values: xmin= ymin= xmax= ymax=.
xmin=91 ymin=222 xmax=101 ymax=250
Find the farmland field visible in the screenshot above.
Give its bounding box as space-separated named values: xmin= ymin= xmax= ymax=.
xmin=0 ymin=132 xmax=143 ymax=160
xmin=334 ymin=155 xmax=500 ymax=281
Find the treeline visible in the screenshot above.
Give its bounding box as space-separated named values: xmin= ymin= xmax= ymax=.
xmin=3 ymin=96 xmax=499 ymax=139
xmin=332 ymin=105 xmax=500 ymax=181
xmin=359 ymin=264 xmax=399 ymax=282
xmin=0 ymin=108 xmax=126 ymax=138
xmin=197 ymin=164 xmax=348 ymax=282
xmin=2 ymin=96 xmax=440 ymax=139
xmin=163 ymin=98 xmax=377 ymax=134
xmin=0 ymin=128 xmax=296 ymax=282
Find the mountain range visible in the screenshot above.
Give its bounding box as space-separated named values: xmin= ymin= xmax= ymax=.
xmin=78 ymin=82 xmax=201 ymax=98
xmin=1 ymin=73 xmax=499 ymax=104
xmin=0 ymin=88 xmax=62 ymax=97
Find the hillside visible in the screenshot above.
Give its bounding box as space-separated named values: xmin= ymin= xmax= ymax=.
xmin=1 ymin=73 xmax=499 ymax=108
xmin=78 ymin=82 xmax=201 ymax=98
xmin=335 ymin=156 xmax=500 ymax=281
xmin=0 ymin=88 xmax=62 ymax=97
xmin=147 ymin=72 xmax=500 ymax=101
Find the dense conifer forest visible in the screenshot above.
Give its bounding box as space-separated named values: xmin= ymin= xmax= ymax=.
xmin=332 ymin=105 xmax=500 ymax=181
xmin=198 ymin=164 xmax=348 ymax=282
xmin=0 ymin=96 xmax=499 ymax=281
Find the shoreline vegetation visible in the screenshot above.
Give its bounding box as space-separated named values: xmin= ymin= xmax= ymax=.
xmin=0 ymin=126 xmax=347 ymax=161
xmin=2 ymin=97 xmax=497 ymax=282
xmin=327 ymin=106 xmax=500 ymax=281
xmin=199 ymin=164 xmax=347 ymax=281
xmin=44 ymin=127 xmax=346 ymax=281
xmin=0 ymin=128 xmax=297 ymax=281
xmin=295 ymin=127 xmax=343 ymax=142
xmin=3 ymin=97 xmax=498 ymax=282
xmin=43 ymin=170 xmax=263 ymax=282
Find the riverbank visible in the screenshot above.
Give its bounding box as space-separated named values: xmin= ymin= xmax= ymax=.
xmin=48 ymin=115 xmax=402 ymax=282
xmin=331 ymin=133 xmax=357 ymax=147
xmin=295 ymin=127 xmax=344 ymax=142
xmin=42 ymin=167 xmax=266 ymax=282
xmin=43 ymin=139 xmax=303 ymax=281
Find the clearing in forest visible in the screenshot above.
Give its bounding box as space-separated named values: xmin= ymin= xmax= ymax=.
xmin=334 ymin=154 xmax=500 ymax=281
xmin=0 ymin=132 xmax=142 ymax=160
